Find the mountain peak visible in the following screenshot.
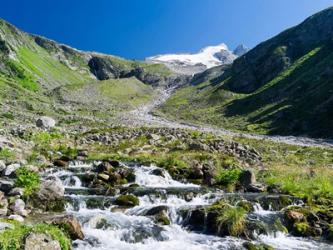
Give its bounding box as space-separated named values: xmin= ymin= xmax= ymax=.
xmin=146 ymin=43 xmax=238 ymax=75
xmin=233 ymin=44 xmax=249 ymax=56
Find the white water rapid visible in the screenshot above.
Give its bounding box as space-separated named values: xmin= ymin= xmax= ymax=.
xmin=42 ymin=162 xmax=333 ymax=250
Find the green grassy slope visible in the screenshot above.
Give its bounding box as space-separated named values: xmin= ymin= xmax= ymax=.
xmin=0 ymin=18 xmax=173 ymax=128
xmin=158 ymin=8 xmax=333 ymax=139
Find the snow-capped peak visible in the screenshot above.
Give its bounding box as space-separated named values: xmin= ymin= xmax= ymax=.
xmin=146 ymin=43 xmax=242 ymax=75
xmin=199 ymin=43 xmax=228 ymax=54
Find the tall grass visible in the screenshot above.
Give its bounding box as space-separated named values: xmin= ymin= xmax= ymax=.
xmin=217 ymin=206 xmax=247 ymax=236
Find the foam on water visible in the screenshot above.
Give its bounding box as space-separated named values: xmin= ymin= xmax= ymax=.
xmin=253 ymin=203 xmax=276 ymax=216
xmin=72 ymin=208 xmax=244 ymax=250
xmin=134 ymin=165 xmax=199 ymax=188
xmin=257 ymin=232 xmax=333 ymax=250
xmin=47 ymin=162 xmax=333 ymax=250
xmin=64 ymin=176 xmax=82 ymax=187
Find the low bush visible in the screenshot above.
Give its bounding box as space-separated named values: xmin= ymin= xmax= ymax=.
xmin=0 ymin=220 xmax=71 ymax=250
xmin=15 ymin=167 xmax=40 ymax=197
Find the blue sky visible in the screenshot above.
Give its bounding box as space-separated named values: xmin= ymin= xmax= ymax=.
xmin=1 ymin=0 xmax=333 ymax=59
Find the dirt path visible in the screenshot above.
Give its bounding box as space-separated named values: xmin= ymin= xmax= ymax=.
xmin=119 ymin=88 xmax=333 ymax=149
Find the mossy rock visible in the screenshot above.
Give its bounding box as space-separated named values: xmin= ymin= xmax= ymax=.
xmin=243 ymin=242 xmax=275 ymax=250
xmin=45 ymin=200 xmax=66 ymax=212
xmin=327 ymin=224 xmax=333 ymax=241
xmin=155 ymin=212 xmax=171 ymax=225
xmin=114 ymin=195 xmax=139 ymax=207
xmin=29 ymin=198 xmax=65 ymax=213
xmin=237 ymin=200 xmax=254 ymax=212
xmin=293 ymin=222 xmax=310 ymax=236
xmin=86 ymin=198 xmax=111 ymax=209
xmin=243 ymin=242 xmax=258 ymax=250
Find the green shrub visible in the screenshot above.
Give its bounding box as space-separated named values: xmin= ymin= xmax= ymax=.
xmin=29 ymin=131 xmax=64 ymax=157
xmin=216 ymin=167 xmax=242 ymax=186
xmin=15 ymin=167 xmax=40 ymax=197
xmin=0 ymin=220 xmax=70 ymax=250
xmin=0 ymin=147 xmax=15 ymax=161
xmin=31 ymin=131 xmax=63 ymax=145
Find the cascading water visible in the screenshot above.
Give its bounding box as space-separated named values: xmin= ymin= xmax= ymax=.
xmin=43 ymin=162 xmax=333 ymax=250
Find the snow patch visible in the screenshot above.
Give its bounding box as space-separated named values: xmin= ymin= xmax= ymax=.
xmin=147 ymin=43 xmax=237 ymax=70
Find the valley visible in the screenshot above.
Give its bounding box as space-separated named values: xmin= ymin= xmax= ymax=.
xmin=0 ymin=6 xmax=332 ymax=250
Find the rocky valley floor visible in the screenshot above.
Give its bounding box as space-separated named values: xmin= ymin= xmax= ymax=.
xmin=0 ymin=122 xmax=333 ymax=249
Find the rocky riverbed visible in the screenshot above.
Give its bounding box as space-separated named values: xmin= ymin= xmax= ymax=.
xmin=0 ymin=122 xmax=332 ymax=249
xmin=38 ymin=161 xmax=333 ymax=249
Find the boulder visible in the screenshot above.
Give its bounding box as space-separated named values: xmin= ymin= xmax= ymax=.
xmin=247 ymin=183 xmax=267 ymax=193
xmin=239 ymin=170 xmax=256 ymax=187
xmin=95 ymin=161 xmax=113 ymax=173
xmin=202 ymin=163 xmax=216 ymax=186
xmin=114 ymin=194 xmax=139 ymax=207
xmin=36 ymin=116 xmax=56 ymax=129
xmin=77 ymin=150 xmax=88 ymax=157
xmin=24 ymin=233 xmax=61 ymax=250
xmin=3 ymin=163 xmax=21 ymax=177
xmin=0 ymin=160 xmax=6 ymax=172
xmin=98 ymin=173 xmax=109 ymax=182
xmin=8 ymin=187 xmax=24 ymax=197
xmin=285 ymin=210 xmax=305 ymax=223
xmin=144 ymin=205 xmax=168 ymax=216
xmin=37 ymin=176 xmax=64 ymax=201
xmin=182 ymin=208 xmax=206 ymax=231
xmin=8 ymin=214 xmax=24 ymax=222
xmin=150 ymin=168 xmax=166 ymax=178
xmin=188 ymin=162 xmax=204 ymax=179
xmin=0 ymin=196 xmax=8 ymax=216
xmin=117 ymin=168 xmax=135 ymax=182
xmin=243 ymin=242 xmax=274 ymax=250
xmin=239 ymin=170 xmax=266 ymax=192
xmin=53 ymin=159 xmax=69 ymax=168
xmin=147 ymin=134 xmax=160 ymax=141
xmin=0 ymin=179 xmax=14 ymax=194
xmin=88 ymin=215 xmax=110 ymax=229
xmin=109 ymin=160 xmax=120 ymax=168
xmin=10 ymin=198 xmax=28 ymax=217
xmin=154 ymin=210 xmax=171 ymax=225
xmin=50 ymin=215 xmax=84 ymax=240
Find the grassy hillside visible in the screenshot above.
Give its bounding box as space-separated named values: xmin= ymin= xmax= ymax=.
xmin=158 ymin=8 xmax=333 ymax=139
xmin=0 ymin=18 xmax=175 ymax=129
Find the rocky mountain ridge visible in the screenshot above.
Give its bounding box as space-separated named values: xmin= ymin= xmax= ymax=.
xmin=158 ymin=6 xmax=333 ymax=139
